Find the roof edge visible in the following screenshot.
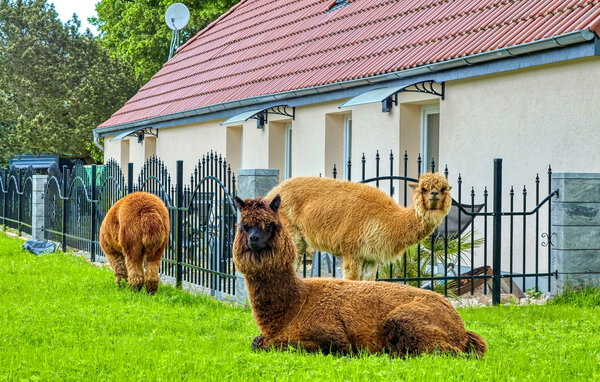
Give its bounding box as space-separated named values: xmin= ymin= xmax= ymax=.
xmin=97 ymin=30 xmax=597 ymax=135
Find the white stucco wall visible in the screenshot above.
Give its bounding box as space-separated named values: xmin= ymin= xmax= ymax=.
xmin=155 ymin=120 xmax=227 ymax=178
xmin=441 ymin=57 xmax=600 ymax=192
xmin=439 ymin=57 xmax=600 ymax=284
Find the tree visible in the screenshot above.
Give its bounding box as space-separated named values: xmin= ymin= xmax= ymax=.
xmin=92 ymin=0 xmax=239 ymax=83
xmin=0 ymin=0 xmax=142 ymax=164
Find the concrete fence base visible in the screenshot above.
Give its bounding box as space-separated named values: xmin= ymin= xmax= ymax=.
xmin=31 ymin=175 xmax=46 ymax=240
xmin=234 ymin=169 xmax=280 ymax=304
xmin=551 ymin=173 xmax=600 ymax=295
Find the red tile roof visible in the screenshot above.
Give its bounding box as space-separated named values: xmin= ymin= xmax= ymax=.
xmin=99 ymin=0 xmax=600 ymax=129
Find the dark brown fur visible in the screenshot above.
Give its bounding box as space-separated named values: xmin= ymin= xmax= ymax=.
xmin=233 ymin=196 xmax=487 ymax=358
xmin=99 ymin=192 xmax=170 ymax=294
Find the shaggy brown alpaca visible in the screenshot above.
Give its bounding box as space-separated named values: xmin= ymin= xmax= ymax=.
xmin=99 ymin=192 xmax=170 ymax=294
xmin=233 ymin=196 xmax=487 ymax=358
xmin=265 ymin=173 xmax=452 ymax=280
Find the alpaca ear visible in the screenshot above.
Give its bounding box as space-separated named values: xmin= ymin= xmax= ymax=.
xmin=234 ymin=196 xmax=245 ymax=210
xmin=408 ymin=183 xmax=418 ymax=190
xmin=447 ymin=185 xmax=452 ymax=191
xmin=269 ymin=195 xmax=281 ymax=212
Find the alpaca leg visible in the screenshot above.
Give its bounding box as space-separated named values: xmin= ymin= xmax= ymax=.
xmin=342 ymin=257 xmax=362 ymax=280
xmin=381 ymin=306 xmax=464 ymax=357
xmin=144 ymin=258 xmax=161 ymax=294
xmin=250 ymin=335 xmax=293 ymax=351
xmin=102 ymin=246 xmax=128 ymax=285
xmin=144 ymin=243 xmax=166 ymax=295
xmin=360 ymin=260 xmax=378 ymax=281
xmin=125 ymin=254 xmax=144 ymax=292
xmin=251 ymin=335 xmax=346 ymax=354
xmin=292 ymin=233 xmax=309 ymax=271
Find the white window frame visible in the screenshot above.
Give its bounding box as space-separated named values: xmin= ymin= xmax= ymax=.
xmin=284 ymin=123 xmax=292 ymax=179
xmin=343 ymin=115 xmax=352 ymax=180
xmin=420 ymin=105 xmax=440 ymax=173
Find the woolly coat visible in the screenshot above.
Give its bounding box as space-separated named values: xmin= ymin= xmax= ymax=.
xmin=100 ymin=191 xmax=170 ymax=293
xmin=233 ymin=197 xmax=486 ymax=357
xmin=265 ymin=175 xmax=452 ymax=280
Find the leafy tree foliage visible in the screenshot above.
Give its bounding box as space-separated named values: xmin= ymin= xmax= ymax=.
xmin=0 ymin=0 xmax=142 ymax=164
xmin=92 ymin=0 xmax=239 ymax=83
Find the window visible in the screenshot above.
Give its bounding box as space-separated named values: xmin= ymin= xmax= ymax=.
xmin=284 ymin=123 xmax=292 ymax=179
xmin=226 ymin=125 xmax=243 ymax=172
xmin=420 ymin=105 xmax=440 ymax=173
xmin=343 ymin=115 xmax=352 ymax=180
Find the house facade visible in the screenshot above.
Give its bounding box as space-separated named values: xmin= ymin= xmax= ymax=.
xmin=96 ymin=0 xmax=600 ymax=195
xmin=96 ymin=0 xmax=600 ymax=287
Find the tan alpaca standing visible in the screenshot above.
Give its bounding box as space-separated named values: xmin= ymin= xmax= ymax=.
xmin=265 ymin=173 xmax=452 ymax=280
xmin=100 ymin=192 xmax=170 ymax=294
xmin=233 ymin=196 xmax=487 ymax=357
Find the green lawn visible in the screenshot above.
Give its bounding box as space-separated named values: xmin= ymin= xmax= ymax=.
xmin=1 ymin=233 xmax=599 ymax=381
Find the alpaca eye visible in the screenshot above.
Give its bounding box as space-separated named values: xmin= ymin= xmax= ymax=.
xmin=421 ymin=187 xmax=427 ymax=193
xmin=266 ymin=223 xmax=275 ymax=231
xmin=241 ymin=224 xmax=250 ymax=231
xmin=441 ymin=188 xmax=446 ymax=193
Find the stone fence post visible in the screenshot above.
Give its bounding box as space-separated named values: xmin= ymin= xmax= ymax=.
xmin=551 ymin=173 xmax=600 ymax=295
xmin=234 ymin=169 xmax=280 ymax=304
xmin=31 ymin=175 xmax=46 ymax=240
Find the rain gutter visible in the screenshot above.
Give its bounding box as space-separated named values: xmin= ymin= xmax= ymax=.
xmin=96 ymin=29 xmax=597 ymax=138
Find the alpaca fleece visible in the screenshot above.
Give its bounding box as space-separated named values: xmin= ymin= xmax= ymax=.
xmin=233 ymin=197 xmax=487 ymax=357
xmin=99 ymin=192 xmax=170 ymax=294
xmin=265 ymin=174 xmax=452 ymax=280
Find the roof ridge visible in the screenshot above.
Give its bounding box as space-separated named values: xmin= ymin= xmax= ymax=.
xmin=126 ymin=0 xmax=575 ymax=104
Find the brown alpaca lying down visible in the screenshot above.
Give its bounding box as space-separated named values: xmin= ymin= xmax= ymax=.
xmin=265 ymin=173 xmax=452 ymax=280
xmin=233 ymin=196 xmax=487 ymax=357
xmin=100 ymin=192 xmax=170 ymax=294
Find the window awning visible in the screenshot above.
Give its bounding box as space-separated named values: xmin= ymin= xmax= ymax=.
xmin=110 ymin=128 xmax=138 ymax=141
xmin=221 ymin=105 xmax=295 ymax=128
xmin=338 ymin=80 xmax=444 ymax=112
xmin=221 ymin=109 xmax=264 ymax=125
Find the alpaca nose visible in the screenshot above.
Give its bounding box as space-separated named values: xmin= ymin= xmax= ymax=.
xmin=249 ymin=233 xmax=260 ymax=243
xmin=430 ymin=191 xmax=440 ymax=200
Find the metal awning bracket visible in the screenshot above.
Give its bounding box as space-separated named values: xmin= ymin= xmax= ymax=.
xmin=110 ymin=127 xmax=157 ymax=141
xmin=381 ymin=80 xmax=445 ymax=112
xmin=223 ymin=105 xmax=295 ymax=129
xmin=252 ymin=105 xmax=295 ymax=128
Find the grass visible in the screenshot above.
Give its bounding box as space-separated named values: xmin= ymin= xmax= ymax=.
xmin=1 ymin=233 xmax=599 ymax=381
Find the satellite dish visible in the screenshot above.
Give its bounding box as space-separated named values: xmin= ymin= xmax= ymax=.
xmin=165 ymin=3 xmax=190 ymax=60
xmin=165 ymin=3 xmax=190 ymax=31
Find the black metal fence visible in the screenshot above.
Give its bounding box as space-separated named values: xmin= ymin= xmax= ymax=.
xmin=0 ymin=150 xmax=559 ymax=305
xmin=301 ymin=152 xmax=558 ymax=304
xmin=11 ymin=152 xmax=238 ymax=300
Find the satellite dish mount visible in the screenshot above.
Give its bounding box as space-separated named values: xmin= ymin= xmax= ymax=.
xmin=165 ymin=3 xmax=190 ymax=60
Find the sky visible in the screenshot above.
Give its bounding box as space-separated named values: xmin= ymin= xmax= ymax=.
xmin=49 ymin=0 xmax=99 ymax=35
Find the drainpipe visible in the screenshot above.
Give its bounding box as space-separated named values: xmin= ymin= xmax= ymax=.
xmin=93 ymin=130 xmax=104 ymax=152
